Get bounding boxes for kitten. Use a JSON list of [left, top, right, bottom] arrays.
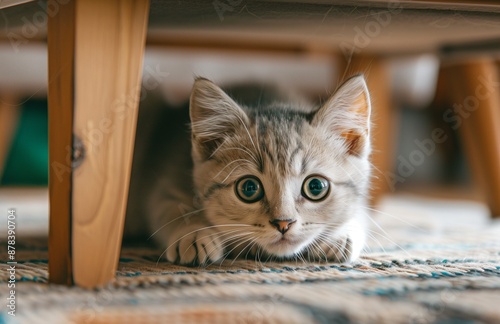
[[127, 76, 371, 265]]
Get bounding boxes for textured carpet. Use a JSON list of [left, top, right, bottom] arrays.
[[1, 195, 500, 324]]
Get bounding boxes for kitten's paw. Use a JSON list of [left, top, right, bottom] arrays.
[[309, 237, 353, 263], [165, 223, 224, 265]]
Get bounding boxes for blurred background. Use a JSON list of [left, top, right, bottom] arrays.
[[0, 47, 479, 234], [1, 0, 499, 237]]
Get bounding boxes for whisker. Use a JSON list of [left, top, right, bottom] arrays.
[[221, 164, 244, 184], [148, 208, 205, 240], [195, 227, 254, 264], [213, 159, 253, 181], [225, 237, 256, 265], [156, 224, 252, 264], [256, 246, 264, 267], [337, 164, 356, 184], [317, 235, 346, 262], [253, 121, 264, 169], [362, 205, 426, 232], [298, 250, 308, 265], [310, 239, 328, 262], [203, 228, 251, 249], [244, 238, 260, 260], [263, 250, 274, 265], [231, 237, 259, 263], [346, 158, 365, 176], [215, 147, 259, 165], [237, 114, 259, 154], [316, 222, 394, 252], [365, 215, 411, 257]]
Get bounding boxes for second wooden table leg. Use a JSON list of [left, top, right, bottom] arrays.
[[447, 59, 500, 218]]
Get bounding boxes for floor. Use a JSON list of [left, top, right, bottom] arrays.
[[1, 187, 499, 323]]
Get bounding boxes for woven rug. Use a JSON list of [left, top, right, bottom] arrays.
[[1, 195, 500, 323]]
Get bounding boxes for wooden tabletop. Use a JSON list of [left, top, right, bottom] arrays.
[[1, 0, 500, 56]]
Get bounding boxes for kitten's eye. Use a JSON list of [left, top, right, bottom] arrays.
[[235, 176, 264, 203], [302, 175, 330, 201]]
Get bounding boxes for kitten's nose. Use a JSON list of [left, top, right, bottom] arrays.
[[270, 219, 296, 234]]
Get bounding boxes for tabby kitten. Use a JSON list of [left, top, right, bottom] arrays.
[[128, 75, 371, 265]]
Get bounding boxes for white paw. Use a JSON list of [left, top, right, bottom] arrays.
[[165, 222, 224, 265]]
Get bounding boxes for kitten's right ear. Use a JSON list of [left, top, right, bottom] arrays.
[[190, 78, 249, 160]]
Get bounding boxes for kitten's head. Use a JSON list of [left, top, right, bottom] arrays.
[[189, 76, 371, 260]]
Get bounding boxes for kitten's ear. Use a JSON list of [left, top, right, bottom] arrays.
[[190, 77, 249, 160], [312, 75, 371, 157]]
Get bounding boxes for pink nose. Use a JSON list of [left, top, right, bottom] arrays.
[[270, 219, 296, 234]]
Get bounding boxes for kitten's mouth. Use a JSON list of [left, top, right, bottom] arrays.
[[263, 236, 309, 258], [272, 236, 300, 246]]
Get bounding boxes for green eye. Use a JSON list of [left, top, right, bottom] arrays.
[[236, 176, 264, 203], [302, 175, 330, 201]]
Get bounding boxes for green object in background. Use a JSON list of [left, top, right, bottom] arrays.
[[1, 99, 48, 186]]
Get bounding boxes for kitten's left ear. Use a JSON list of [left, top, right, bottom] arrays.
[[312, 75, 371, 157]]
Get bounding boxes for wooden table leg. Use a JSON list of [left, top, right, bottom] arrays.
[[0, 95, 20, 180], [48, 0, 150, 287], [338, 55, 396, 205], [47, 0, 75, 285], [447, 59, 500, 218]]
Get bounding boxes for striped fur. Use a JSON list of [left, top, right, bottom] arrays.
[[130, 77, 372, 265]]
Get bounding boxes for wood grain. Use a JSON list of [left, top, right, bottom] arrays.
[[71, 0, 150, 287], [47, 0, 75, 285], [0, 94, 20, 179]]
